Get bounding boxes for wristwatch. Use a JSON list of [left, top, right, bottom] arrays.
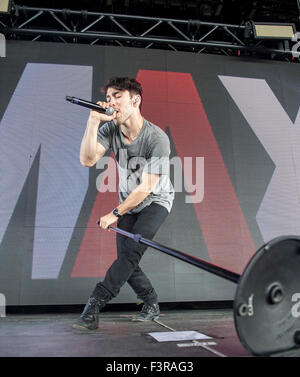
[[113, 208, 121, 218]]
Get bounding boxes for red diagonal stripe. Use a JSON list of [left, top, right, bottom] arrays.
[[137, 70, 256, 274]]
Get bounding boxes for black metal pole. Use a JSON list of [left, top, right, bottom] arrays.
[[108, 226, 240, 284]]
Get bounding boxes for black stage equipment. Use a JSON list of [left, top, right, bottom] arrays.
[[103, 224, 300, 356]]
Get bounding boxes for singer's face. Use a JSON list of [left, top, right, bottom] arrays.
[[106, 87, 136, 125]]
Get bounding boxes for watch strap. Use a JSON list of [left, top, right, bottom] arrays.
[[113, 208, 121, 218]]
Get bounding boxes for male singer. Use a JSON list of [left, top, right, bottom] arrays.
[[73, 77, 174, 330]]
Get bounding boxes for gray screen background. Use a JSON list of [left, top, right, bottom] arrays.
[[0, 41, 299, 305]]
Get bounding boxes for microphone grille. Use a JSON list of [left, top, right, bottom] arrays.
[[106, 107, 114, 116]]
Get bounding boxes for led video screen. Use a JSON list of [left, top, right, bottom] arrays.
[[0, 41, 299, 305]]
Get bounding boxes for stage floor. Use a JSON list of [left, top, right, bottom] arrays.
[[0, 307, 252, 357]]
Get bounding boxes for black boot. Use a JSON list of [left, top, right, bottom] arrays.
[[73, 285, 111, 330], [72, 297, 106, 330], [132, 302, 160, 321]]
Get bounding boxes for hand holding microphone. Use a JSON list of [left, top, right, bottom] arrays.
[[66, 96, 116, 122]]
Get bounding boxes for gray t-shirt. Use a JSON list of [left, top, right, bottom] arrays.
[[97, 118, 174, 213]]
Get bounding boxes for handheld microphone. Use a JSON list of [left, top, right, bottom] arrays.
[[66, 96, 115, 115]]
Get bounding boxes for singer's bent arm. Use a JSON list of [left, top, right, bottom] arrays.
[[116, 172, 162, 216], [80, 141, 107, 167]]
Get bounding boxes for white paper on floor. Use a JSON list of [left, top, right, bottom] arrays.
[[148, 331, 212, 342]]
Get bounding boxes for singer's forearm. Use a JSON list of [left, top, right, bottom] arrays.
[[117, 190, 150, 216], [116, 173, 161, 215], [80, 120, 100, 166]]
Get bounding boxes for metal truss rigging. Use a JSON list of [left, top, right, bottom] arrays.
[[0, 4, 299, 61]]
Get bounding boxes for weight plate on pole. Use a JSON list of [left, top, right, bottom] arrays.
[[234, 236, 300, 356]]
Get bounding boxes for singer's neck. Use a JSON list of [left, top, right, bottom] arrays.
[[120, 113, 144, 141]]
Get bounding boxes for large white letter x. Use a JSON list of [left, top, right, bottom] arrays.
[[219, 75, 300, 242]]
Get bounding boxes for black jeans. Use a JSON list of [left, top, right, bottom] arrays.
[[95, 203, 169, 305]]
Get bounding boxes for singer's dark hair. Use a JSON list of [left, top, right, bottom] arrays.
[[102, 77, 143, 109]]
